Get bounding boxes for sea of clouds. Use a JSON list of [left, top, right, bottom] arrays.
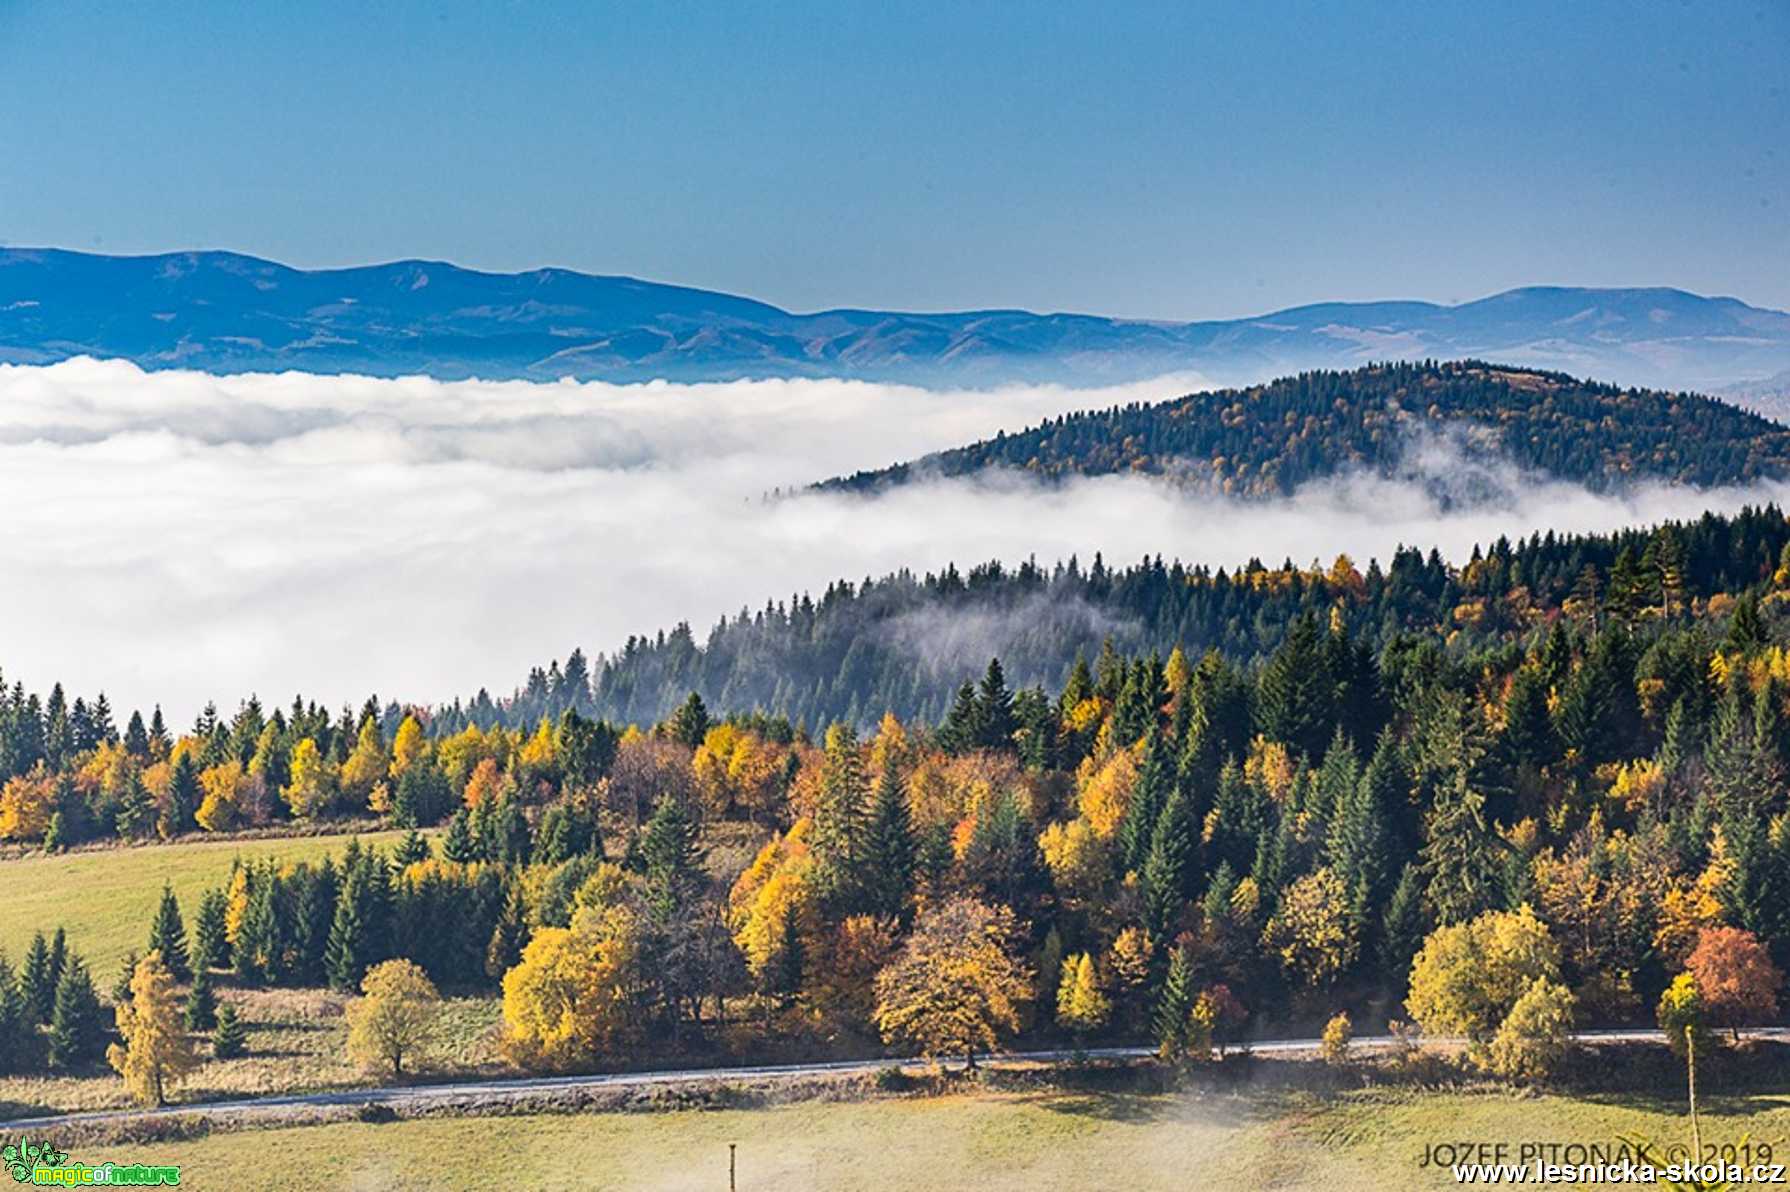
[[2, 357, 1784, 720]]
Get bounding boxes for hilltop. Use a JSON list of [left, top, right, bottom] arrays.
[[817, 361, 1790, 498]]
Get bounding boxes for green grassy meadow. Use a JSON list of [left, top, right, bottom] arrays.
[[0, 828, 422, 977], [63, 1086, 1789, 1191]]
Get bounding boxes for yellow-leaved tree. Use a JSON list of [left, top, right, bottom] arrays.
[[389, 714, 428, 780], [501, 903, 641, 1071], [1055, 952, 1110, 1043], [107, 951, 199, 1107], [1406, 905, 1566, 1071], [346, 959, 442, 1078], [282, 737, 339, 818], [873, 896, 1031, 1069], [1262, 866, 1357, 992]]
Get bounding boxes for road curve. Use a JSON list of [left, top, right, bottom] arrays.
[[6, 1026, 1781, 1133]]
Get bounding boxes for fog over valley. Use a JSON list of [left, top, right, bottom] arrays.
[[3, 357, 1785, 719]]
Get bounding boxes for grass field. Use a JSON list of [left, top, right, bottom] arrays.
[[0, 985, 506, 1120], [61, 1085, 1788, 1191], [0, 828, 425, 977]]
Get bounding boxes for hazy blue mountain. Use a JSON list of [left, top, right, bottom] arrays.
[[4, 247, 1790, 391]]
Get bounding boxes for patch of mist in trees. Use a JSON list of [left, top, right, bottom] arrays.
[[1, 358, 1786, 720]]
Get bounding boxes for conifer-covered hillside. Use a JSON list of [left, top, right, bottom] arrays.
[[818, 361, 1790, 498], [464, 505, 1790, 733]]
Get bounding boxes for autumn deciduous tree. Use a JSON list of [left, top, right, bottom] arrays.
[[345, 959, 441, 1078], [501, 903, 641, 1070], [1484, 977, 1576, 1082], [282, 738, 339, 818], [873, 896, 1031, 1069], [1055, 952, 1110, 1044], [1685, 926, 1783, 1041], [1406, 905, 1562, 1066], [1263, 866, 1357, 991], [107, 952, 198, 1107]]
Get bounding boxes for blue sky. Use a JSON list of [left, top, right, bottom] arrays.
[[1, 0, 1784, 318]]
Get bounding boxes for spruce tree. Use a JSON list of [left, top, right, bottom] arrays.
[[441, 808, 477, 863], [21, 932, 54, 1024], [325, 869, 374, 992], [161, 751, 200, 838], [192, 889, 230, 973], [1153, 945, 1194, 1059], [395, 829, 430, 867], [640, 793, 704, 915], [669, 691, 711, 749], [111, 951, 139, 1006], [47, 956, 104, 1068], [0, 953, 31, 1074], [1254, 614, 1335, 759], [1379, 864, 1428, 991], [937, 682, 981, 755], [211, 1004, 247, 1059], [1141, 788, 1194, 943], [184, 965, 217, 1031], [974, 658, 1016, 751], [1121, 723, 1174, 875], [862, 759, 916, 920], [147, 885, 191, 982], [47, 928, 67, 998], [485, 881, 528, 980]]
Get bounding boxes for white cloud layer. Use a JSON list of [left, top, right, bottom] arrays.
[[1, 357, 1784, 721]]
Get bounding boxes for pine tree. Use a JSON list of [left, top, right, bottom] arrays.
[[192, 889, 230, 973], [862, 759, 916, 920], [47, 956, 104, 1068], [43, 811, 66, 853], [211, 1004, 247, 1059], [147, 885, 191, 982], [184, 965, 217, 1031]]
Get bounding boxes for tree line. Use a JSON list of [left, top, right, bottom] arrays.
[[3, 512, 1788, 1090]]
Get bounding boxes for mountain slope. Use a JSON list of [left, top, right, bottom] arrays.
[[459, 505, 1790, 733], [817, 361, 1790, 498], [4, 248, 1790, 390]]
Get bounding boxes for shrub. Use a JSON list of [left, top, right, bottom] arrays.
[[1319, 1012, 1352, 1065]]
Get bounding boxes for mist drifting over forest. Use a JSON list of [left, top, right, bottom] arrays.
[[3, 357, 1785, 719]]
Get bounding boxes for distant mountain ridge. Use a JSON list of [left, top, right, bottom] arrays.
[[4, 247, 1790, 392]]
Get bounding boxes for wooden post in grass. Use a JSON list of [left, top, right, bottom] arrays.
[[729, 1142, 736, 1191], [1686, 1030, 1702, 1164]]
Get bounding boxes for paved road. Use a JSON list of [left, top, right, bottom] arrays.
[[7, 1026, 1782, 1132]]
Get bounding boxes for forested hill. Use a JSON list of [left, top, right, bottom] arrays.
[[457, 504, 1790, 734], [816, 362, 1790, 499]]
